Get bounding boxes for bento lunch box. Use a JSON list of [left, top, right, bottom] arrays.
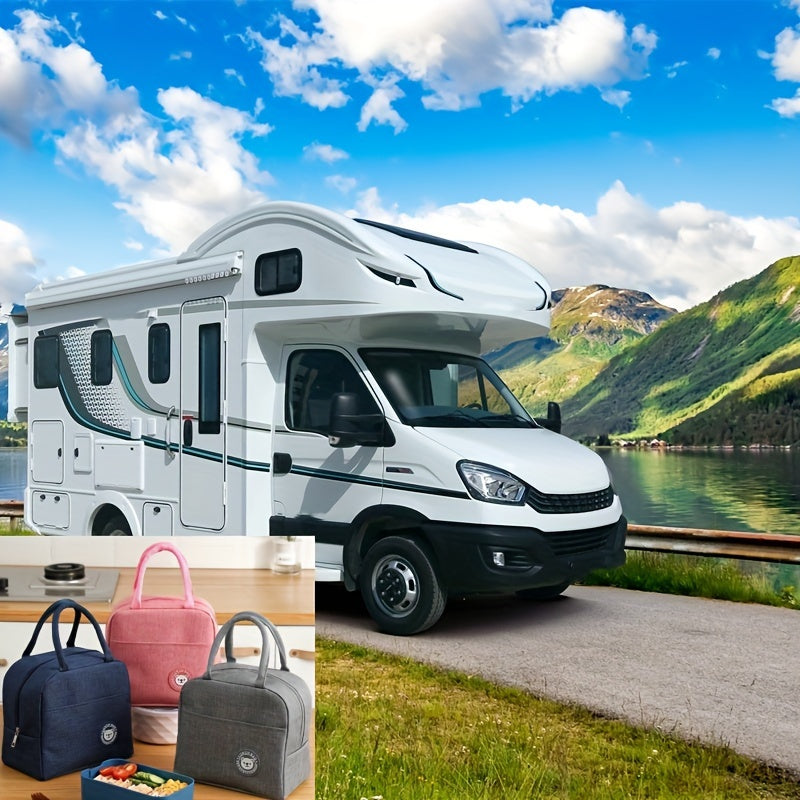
[[81, 758, 194, 800]]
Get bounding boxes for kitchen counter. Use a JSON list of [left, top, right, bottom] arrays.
[[0, 708, 314, 799], [0, 568, 315, 626]]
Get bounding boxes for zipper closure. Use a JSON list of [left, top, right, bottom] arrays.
[[270, 672, 307, 745], [11, 656, 59, 747]]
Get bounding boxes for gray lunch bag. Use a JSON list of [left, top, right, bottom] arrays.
[[174, 611, 311, 799]]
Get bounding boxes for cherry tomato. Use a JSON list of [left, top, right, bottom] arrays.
[[99, 765, 118, 776], [111, 762, 138, 779]]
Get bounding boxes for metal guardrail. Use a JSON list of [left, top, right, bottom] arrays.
[[626, 524, 800, 565], [0, 500, 24, 532]]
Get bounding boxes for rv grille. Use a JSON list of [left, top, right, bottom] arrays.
[[525, 485, 614, 515], [540, 525, 616, 557]]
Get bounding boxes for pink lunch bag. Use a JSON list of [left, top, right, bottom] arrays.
[[106, 542, 218, 707]]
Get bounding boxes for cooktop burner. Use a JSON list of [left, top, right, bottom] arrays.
[[0, 564, 119, 602]]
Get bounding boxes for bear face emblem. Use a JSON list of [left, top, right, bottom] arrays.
[[235, 750, 259, 775], [100, 723, 118, 745]]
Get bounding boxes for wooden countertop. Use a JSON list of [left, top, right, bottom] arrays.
[[0, 568, 315, 626], [0, 708, 314, 800]]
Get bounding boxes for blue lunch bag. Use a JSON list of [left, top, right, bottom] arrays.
[[1, 598, 133, 780]]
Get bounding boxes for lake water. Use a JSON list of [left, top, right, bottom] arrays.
[[0, 448, 28, 501], [596, 447, 800, 535]]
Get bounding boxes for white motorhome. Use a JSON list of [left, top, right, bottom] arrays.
[[8, 201, 625, 633]]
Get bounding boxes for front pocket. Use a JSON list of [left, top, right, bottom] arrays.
[[41, 694, 133, 777], [175, 709, 288, 798]]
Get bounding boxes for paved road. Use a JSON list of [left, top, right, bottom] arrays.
[[316, 584, 800, 776]]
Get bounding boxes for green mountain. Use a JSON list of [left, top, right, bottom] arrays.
[[490, 285, 676, 416], [557, 255, 800, 445]]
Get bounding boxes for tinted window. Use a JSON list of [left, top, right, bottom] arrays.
[[148, 323, 170, 384], [91, 329, 113, 386], [286, 349, 378, 434], [255, 248, 301, 296], [198, 323, 221, 434], [33, 335, 59, 389]]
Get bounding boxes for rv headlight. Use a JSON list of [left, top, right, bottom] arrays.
[[458, 461, 527, 504]]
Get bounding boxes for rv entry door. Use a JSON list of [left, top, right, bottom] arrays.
[[180, 297, 227, 530], [272, 347, 384, 541]]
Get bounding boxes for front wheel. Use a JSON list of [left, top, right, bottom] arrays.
[[359, 536, 446, 635]]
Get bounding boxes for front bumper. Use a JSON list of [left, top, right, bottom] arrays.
[[420, 515, 627, 595]]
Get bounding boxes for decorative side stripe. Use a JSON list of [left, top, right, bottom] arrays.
[[289, 464, 469, 499]]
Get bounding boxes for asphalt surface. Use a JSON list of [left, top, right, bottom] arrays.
[[316, 583, 800, 776]]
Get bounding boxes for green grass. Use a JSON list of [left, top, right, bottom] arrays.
[[316, 639, 800, 800], [581, 551, 798, 609], [0, 518, 35, 535]]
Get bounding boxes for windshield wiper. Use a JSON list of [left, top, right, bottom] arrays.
[[486, 413, 536, 427], [407, 410, 490, 427]]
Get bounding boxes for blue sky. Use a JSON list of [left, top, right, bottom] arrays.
[[1, 0, 799, 312]]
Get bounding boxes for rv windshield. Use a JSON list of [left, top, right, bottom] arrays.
[[360, 348, 536, 428]]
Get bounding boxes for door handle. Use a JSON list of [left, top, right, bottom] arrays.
[[183, 418, 193, 448], [272, 452, 292, 476]]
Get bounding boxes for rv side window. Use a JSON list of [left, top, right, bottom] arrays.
[[255, 248, 301, 296], [148, 323, 170, 384], [198, 323, 221, 434], [33, 335, 59, 389], [286, 349, 378, 435], [91, 329, 113, 386]]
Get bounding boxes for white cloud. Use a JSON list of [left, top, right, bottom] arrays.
[[769, 87, 800, 116], [245, 20, 349, 110], [174, 14, 197, 33], [0, 219, 39, 308], [57, 87, 274, 251], [248, 0, 656, 130], [169, 51, 192, 61], [123, 239, 144, 251], [358, 76, 407, 133], [771, 26, 800, 81], [154, 10, 167, 21], [600, 88, 630, 109], [707, 47, 720, 60], [303, 140, 349, 162], [225, 67, 246, 86], [0, 9, 139, 144], [666, 60, 688, 78], [349, 182, 800, 311], [0, 10, 276, 254], [326, 174, 357, 193]]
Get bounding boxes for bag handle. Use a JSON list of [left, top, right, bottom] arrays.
[[23, 599, 82, 654], [206, 611, 289, 688], [23, 599, 113, 671], [131, 541, 195, 609]]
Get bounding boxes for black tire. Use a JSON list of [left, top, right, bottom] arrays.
[[359, 536, 446, 635], [515, 581, 570, 601], [97, 514, 132, 536]]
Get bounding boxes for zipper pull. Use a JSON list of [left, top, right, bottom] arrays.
[[11, 727, 19, 748]]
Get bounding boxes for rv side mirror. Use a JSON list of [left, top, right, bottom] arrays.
[[328, 392, 386, 448], [535, 401, 562, 434]]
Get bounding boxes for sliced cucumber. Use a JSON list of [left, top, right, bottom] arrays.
[[131, 771, 166, 787]]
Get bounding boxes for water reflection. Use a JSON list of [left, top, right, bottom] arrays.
[[597, 448, 800, 535], [0, 448, 27, 500]]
